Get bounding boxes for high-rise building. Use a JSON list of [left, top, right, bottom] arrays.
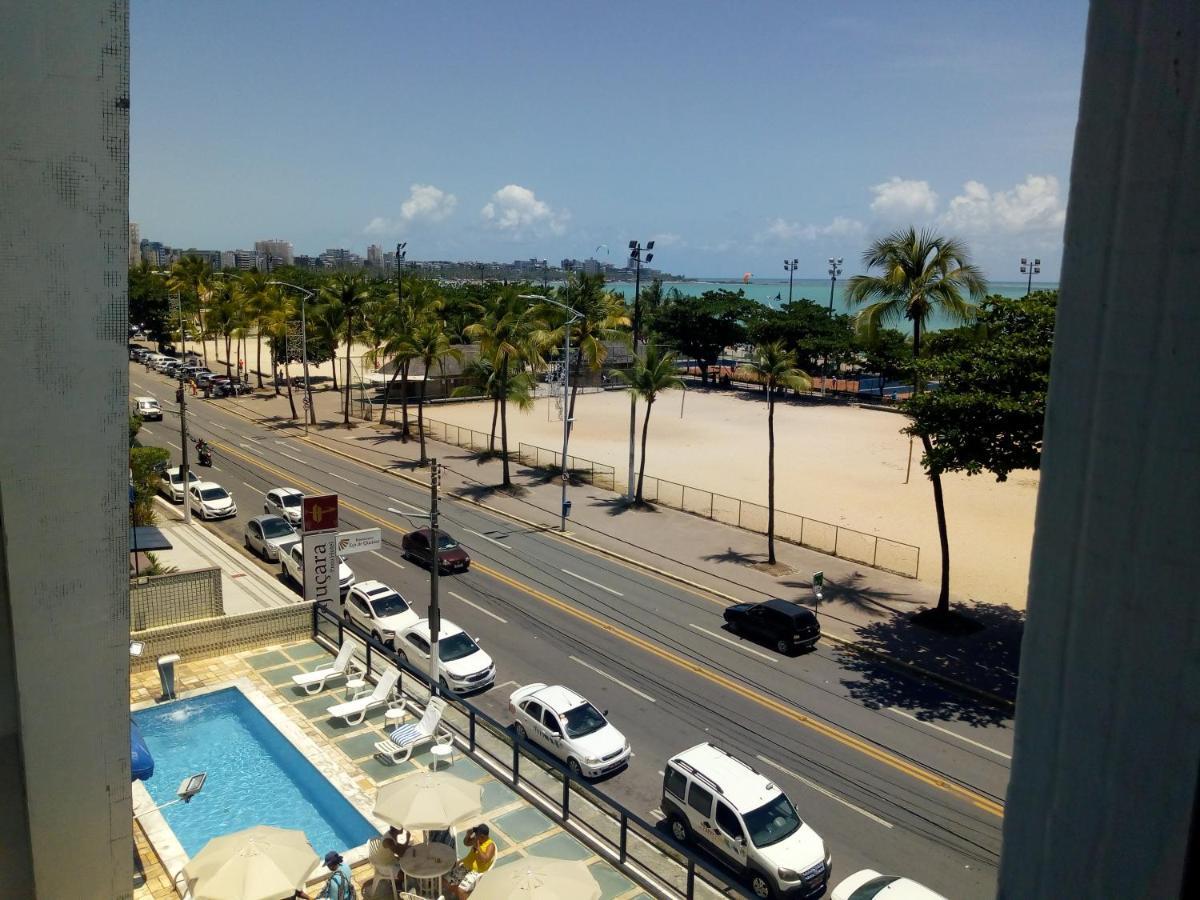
[[140, 240, 168, 267], [319, 248, 362, 269], [254, 239, 293, 267], [220, 250, 236, 269], [367, 244, 383, 269], [128, 222, 140, 267], [233, 249, 261, 270]]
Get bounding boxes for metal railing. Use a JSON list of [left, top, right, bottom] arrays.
[[312, 603, 754, 900], [516, 442, 617, 491]]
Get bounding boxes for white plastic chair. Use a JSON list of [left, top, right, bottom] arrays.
[[291, 641, 358, 694], [326, 668, 401, 725], [374, 696, 451, 764], [368, 837, 402, 900]]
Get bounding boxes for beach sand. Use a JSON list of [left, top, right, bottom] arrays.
[[426, 388, 1038, 610]]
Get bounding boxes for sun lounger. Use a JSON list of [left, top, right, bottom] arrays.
[[374, 696, 451, 764], [291, 641, 358, 695], [327, 668, 401, 725]]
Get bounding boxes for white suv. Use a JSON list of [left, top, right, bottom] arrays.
[[264, 487, 304, 527], [395, 618, 495, 694], [280, 539, 354, 597], [662, 743, 830, 899], [160, 465, 199, 502], [342, 580, 418, 647]]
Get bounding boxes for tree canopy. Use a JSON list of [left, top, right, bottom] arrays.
[[652, 289, 758, 381]]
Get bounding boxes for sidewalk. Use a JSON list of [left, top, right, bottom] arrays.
[[218, 384, 1023, 709]]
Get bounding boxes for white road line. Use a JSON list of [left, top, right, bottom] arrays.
[[244, 436, 264, 445], [370, 550, 405, 570], [569, 655, 657, 703], [389, 497, 426, 513], [274, 441, 300, 451], [687, 624, 778, 663], [886, 708, 1012, 760], [208, 465, 221, 472], [755, 755, 893, 829], [465, 528, 512, 550], [167, 441, 181, 451], [649, 808, 664, 820], [211, 422, 228, 430], [132, 382, 147, 391], [448, 591, 507, 624], [241, 482, 264, 494], [239, 443, 266, 457], [329, 472, 360, 487], [278, 451, 306, 464], [495, 680, 521, 691], [561, 568, 623, 596]]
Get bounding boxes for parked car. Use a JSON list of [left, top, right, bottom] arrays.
[[131, 397, 162, 420], [509, 683, 631, 778], [401, 527, 471, 572], [264, 487, 304, 527], [662, 743, 830, 899], [188, 482, 237, 520], [243, 514, 297, 561], [159, 465, 199, 502], [395, 618, 495, 694], [723, 598, 821, 655], [341, 580, 418, 647], [830, 871, 948, 900], [153, 357, 176, 373], [280, 539, 354, 596]]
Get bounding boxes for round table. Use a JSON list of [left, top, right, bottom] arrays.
[[384, 706, 408, 731], [344, 677, 366, 700], [430, 741, 455, 769], [403, 842, 456, 894]]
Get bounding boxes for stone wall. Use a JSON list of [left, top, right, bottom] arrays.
[[131, 603, 313, 672]]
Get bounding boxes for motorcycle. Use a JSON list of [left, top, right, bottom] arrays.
[[196, 442, 213, 467]]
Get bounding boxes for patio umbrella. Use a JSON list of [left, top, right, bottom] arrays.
[[183, 825, 320, 900], [470, 857, 601, 900], [372, 771, 482, 831]]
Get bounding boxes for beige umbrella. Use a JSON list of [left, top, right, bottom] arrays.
[[470, 857, 601, 900], [183, 825, 320, 900], [372, 770, 482, 831]]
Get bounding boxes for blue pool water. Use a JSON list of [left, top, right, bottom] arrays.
[[133, 687, 377, 857]]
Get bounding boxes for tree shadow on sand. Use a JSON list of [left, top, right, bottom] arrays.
[[781, 571, 920, 620], [588, 495, 657, 517]]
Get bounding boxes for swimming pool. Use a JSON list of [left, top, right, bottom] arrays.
[[133, 686, 377, 858]]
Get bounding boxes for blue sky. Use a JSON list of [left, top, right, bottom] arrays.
[[131, 0, 1087, 279]]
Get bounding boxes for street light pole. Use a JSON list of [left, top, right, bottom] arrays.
[[169, 292, 192, 524], [822, 257, 843, 396], [625, 240, 654, 500], [1020, 256, 1041, 297], [268, 281, 316, 430], [428, 460, 441, 693], [784, 258, 798, 304]]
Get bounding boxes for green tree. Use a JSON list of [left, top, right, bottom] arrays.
[[129, 413, 143, 446], [748, 298, 854, 375], [613, 346, 684, 504], [129, 261, 170, 346], [652, 290, 760, 383], [206, 280, 242, 379], [541, 272, 629, 421], [854, 327, 912, 400], [168, 256, 214, 363], [129, 445, 170, 528], [904, 292, 1056, 616], [737, 343, 811, 564], [320, 273, 372, 424], [238, 271, 274, 388], [410, 318, 461, 465]]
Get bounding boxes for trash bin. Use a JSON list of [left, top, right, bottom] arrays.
[[157, 653, 181, 700], [562, 499, 572, 519]]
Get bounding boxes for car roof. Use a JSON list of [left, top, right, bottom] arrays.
[[164, 466, 195, 476], [249, 514, 290, 526], [762, 598, 816, 620], [133, 396, 159, 403], [272, 486, 303, 497], [194, 481, 224, 491], [528, 684, 587, 713], [668, 742, 782, 812], [353, 580, 397, 598], [408, 618, 463, 639]]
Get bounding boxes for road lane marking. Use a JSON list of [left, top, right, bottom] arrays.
[[448, 591, 507, 624], [887, 708, 1012, 760], [167, 441, 181, 451], [370, 550, 405, 570], [239, 443, 266, 457], [688, 623, 778, 663], [275, 441, 300, 451], [756, 755, 894, 829], [244, 436, 264, 445], [569, 655, 657, 703], [132, 381, 147, 390], [329, 472, 360, 486], [278, 451, 306, 465], [241, 482, 264, 494], [211, 422, 228, 430], [561, 569, 623, 596], [649, 808, 663, 820], [208, 465, 221, 472], [389, 497, 426, 513], [210, 437, 1004, 819], [466, 528, 512, 550]]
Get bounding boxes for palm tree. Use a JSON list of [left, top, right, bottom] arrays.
[[264, 294, 299, 419], [737, 342, 811, 565], [320, 273, 371, 425], [410, 318, 462, 465], [168, 256, 213, 363], [238, 271, 273, 388], [613, 346, 684, 504], [845, 227, 988, 612], [206, 281, 242, 379]]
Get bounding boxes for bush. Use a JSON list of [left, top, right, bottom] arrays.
[[130, 445, 170, 526]]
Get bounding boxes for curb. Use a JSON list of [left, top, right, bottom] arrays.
[[213, 396, 1017, 711]]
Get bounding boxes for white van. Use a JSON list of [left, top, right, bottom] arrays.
[[662, 743, 830, 899]]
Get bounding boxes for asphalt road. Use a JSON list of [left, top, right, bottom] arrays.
[[131, 364, 1011, 898]]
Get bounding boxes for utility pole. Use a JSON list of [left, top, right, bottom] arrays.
[[822, 257, 843, 396], [784, 258, 798, 304], [625, 240, 654, 500], [170, 293, 192, 524], [428, 459, 442, 694]]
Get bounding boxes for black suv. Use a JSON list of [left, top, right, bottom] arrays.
[[723, 598, 821, 654]]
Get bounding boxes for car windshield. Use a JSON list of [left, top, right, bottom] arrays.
[[438, 632, 479, 662], [743, 794, 802, 848], [561, 702, 607, 738], [436, 534, 459, 550], [261, 519, 294, 539], [370, 593, 410, 618], [845, 876, 900, 900], [200, 487, 229, 501], [280, 493, 301, 507], [170, 471, 198, 484]]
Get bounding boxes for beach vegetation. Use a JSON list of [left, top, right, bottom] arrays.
[[612, 346, 685, 504], [319, 272, 373, 426], [652, 289, 758, 383]]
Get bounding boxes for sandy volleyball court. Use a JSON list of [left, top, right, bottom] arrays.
[[429, 388, 1038, 610]]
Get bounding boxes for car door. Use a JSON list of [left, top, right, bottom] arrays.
[[744, 607, 768, 640], [248, 520, 263, 553], [713, 800, 749, 871], [410, 532, 430, 563], [266, 491, 280, 516], [539, 707, 566, 758], [350, 593, 372, 631], [518, 700, 545, 748], [686, 782, 719, 852], [402, 632, 430, 665]]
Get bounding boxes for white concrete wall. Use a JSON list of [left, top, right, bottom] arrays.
[[0, 2, 132, 897], [999, 1, 1200, 896]]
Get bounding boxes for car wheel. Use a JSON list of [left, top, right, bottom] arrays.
[[244, 536, 251, 550], [396, 650, 408, 666], [567, 758, 583, 777], [775, 638, 790, 654], [668, 814, 691, 845], [749, 870, 776, 900], [439, 676, 449, 692], [514, 722, 527, 742], [343, 609, 351, 623]]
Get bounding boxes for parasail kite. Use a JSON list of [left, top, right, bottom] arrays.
[[742, 272, 753, 284]]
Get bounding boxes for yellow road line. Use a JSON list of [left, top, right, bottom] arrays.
[[212, 437, 1004, 819]]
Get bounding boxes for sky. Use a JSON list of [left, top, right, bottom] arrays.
[[131, 0, 1088, 280]]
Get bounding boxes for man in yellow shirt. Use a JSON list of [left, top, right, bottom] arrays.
[[442, 824, 496, 899]]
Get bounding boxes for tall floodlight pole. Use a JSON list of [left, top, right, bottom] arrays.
[[396, 242, 407, 306], [822, 257, 843, 396], [1020, 256, 1041, 297], [784, 258, 798, 304], [269, 281, 316, 429], [625, 240, 655, 500]]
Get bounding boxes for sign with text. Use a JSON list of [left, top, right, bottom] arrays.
[[302, 493, 338, 533], [302, 531, 340, 605], [337, 528, 381, 555]]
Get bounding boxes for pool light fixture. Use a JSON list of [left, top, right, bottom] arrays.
[[133, 772, 207, 819]]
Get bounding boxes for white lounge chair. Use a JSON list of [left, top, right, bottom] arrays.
[[291, 642, 358, 695], [374, 696, 452, 764], [368, 837, 402, 900], [326, 668, 401, 725]]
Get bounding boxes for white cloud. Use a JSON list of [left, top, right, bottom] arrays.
[[363, 216, 399, 236], [940, 175, 1066, 234], [480, 184, 568, 236], [869, 177, 939, 220], [759, 215, 865, 243], [650, 232, 684, 248], [401, 183, 457, 222]]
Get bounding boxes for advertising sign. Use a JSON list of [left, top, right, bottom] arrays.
[[336, 528, 382, 555], [302, 493, 338, 533], [302, 531, 340, 605]]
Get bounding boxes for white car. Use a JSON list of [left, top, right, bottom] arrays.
[[159, 466, 199, 502], [280, 539, 354, 597], [264, 487, 304, 527], [132, 396, 162, 420], [244, 514, 297, 561], [188, 482, 237, 520], [831, 871, 948, 900], [342, 580, 419, 647], [395, 618, 495, 694], [509, 683, 631, 778]]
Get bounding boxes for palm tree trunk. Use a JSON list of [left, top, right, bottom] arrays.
[[767, 392, 776, 565], [224, 334, 232, 378], [489, 394, 499, 453], [380, 356, 401, 427], [400, 360, 411, 442], [343, 324, 353, 426], [255, 324, 264, 388], [284, 360, 297, 419], [635, 398, 653, 503], [499, 360, 511, 487], [418, 371, 429, 464], [330, 349, 339, 392], [922, 432, 951, 614]]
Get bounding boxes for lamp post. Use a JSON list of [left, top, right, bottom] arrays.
[[625, 239, 654, 500], [822, 257, 843, 396], [784, 258, 798, 304], [388, 462, 443, 693], [268, 281, 316, 431], [1020, 256, 1041, 297]]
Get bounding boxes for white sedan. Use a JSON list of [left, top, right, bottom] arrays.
[[279, 539, 354, 597], [159, 466, 199, 502], [509, 683, 631, 778], [342, 580, 418, 647], [188, 482, 237, 520], [264, 487, 304, 527], [395, 618, 495, 694], [831, 871, 949, 900]]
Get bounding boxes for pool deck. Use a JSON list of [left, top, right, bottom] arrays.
[[131, 639, 653, 900]]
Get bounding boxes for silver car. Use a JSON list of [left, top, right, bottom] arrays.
[[244, 514, 298, 561]]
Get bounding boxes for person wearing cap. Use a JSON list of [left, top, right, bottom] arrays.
[[296, 850, 354, 900], [442, 824, 495, 899]]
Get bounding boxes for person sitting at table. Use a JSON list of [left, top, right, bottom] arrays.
[[296, 851, 353, 900], [382, 825, 411, 861], [441, 825, 495, 899]]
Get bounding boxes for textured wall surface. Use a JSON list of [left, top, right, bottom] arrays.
[[999, 1, 1200, 896], [0, 2, 132, 897], [130, 604, 313, 673], [130, 568, 224, 630]]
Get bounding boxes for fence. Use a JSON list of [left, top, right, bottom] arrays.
[[313, 604, 756, 900], [130, 602, 312, 672], [130, 567, 223, 630]]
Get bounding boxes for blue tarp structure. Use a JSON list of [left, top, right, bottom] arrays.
[[131, 720, 154, 782]]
